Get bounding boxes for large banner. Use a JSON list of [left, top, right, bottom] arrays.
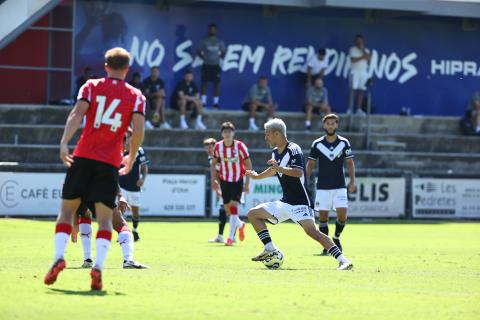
[[0, 173, 205, 216], [412, 178, 480, 219], [211, 177, 405, 218], [75, 1, 480, 116]]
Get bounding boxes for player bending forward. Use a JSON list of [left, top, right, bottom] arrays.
[[246, 118, 353, 270], [210, 122, 251, 246], [44, 47, 145, 290]]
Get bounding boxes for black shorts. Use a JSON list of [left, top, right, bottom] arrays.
[[62, 157, 118, 209], [170, 98, 196, 111], [242, 101, 269, 112], [201, 64, 221, 84], [220, 179, 244, 204]]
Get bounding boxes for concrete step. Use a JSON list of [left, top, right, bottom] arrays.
[[0, 104, 462, 134], [1, 144, 479, 173], [1, 124, 478, 153]]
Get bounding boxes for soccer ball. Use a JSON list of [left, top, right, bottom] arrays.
[[262, 249, 284, 270]]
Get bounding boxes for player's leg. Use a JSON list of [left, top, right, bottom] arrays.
[[315, 189, 332, 255], [298, 218, 352, 270], [78, 205, 93, 267], [44, 198, 80, 285], [248, 202, 285, 261], [332, 188, 349, 252], [225, 180, 244, 245], [90, 202, 113, 290], [209, 204, 226, 243], [131, 205, 141, 241], [112, 208, 148, 269]]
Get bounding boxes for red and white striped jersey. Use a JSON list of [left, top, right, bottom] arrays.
[[213, 140, 250, 182]]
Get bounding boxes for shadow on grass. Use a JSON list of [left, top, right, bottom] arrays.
[[47, 288, 126, 296]]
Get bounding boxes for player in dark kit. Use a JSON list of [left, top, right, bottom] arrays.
[[119, 128, 149, 242], [246, 118, 353, 270], [43, 47, 145, 290], [306, 114, 356, 255], [204, 138, 228, 243]]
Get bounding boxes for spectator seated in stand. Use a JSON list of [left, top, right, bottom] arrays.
[[242, 75, 276, 131], [304, 78, 331, 131], [142, 66, 170, 129]]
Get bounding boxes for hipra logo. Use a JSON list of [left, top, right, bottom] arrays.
[[0, 180, 19, 208]]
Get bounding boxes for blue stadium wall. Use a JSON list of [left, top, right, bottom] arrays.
[[74, 1, 480, 116]]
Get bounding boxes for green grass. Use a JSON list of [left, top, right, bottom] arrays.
[[0, 218, 479, 320]]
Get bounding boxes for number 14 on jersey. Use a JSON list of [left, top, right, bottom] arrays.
[[94, 95, 122, 132]]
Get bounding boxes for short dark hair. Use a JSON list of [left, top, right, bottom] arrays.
[[259, 75, 268, 81], [151, 66, 159, 71], [208, 23, 217, 29], [322, 113, 339, 123], [355, 34, 364, 39], [132, 72, 141, 78], [203, 137, 217, 145], [220, 121, 235, 132], [318, 48, 326, 56], [105, 47, 130, 70], [184, 69, 193, 75]]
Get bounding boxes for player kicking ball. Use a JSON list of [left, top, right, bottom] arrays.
[[306, 113, 356, 255], [210, 122, 252, 246], [246, 118, 353, 270], [44, 47, 145, 290]]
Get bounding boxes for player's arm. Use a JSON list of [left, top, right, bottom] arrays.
[[268, 159, 303, 178], [59, 100, 89, 167], [210, 157, 220, 192], [120, 113, 145, 176], [243, 158, 252, 193], [346, 158, 356, 193], [306, 159, 316, 178], [138, 163, 148, 187], [246, 166, 276, 180]]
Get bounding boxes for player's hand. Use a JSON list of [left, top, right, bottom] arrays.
[[348, 180, 356, 193], [267, 159, 279, 170], [243, 184, 250, 194], [119, 155, 134, 176], [60, 143, 74, 167], [211, 181, 219, 192], [118, 197, 131, 215], [245, 170, 258, 178], [136, 178, 144, 187]]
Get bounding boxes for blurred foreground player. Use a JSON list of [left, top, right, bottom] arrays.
[[120, 128, 149, 241], [44, 47, 145, 290], [204, 138, 228, 243]]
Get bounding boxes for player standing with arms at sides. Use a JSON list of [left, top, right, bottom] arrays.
[[246, 118, 353, 270], [211, 122, 251, 246], [306, 114, 356, 254], [44, 47, 145, 290], [204, 138, 228, 243], [119, 127, 149, 242]]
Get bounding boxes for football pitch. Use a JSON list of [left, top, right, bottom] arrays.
[[0, 218, 479, 320]]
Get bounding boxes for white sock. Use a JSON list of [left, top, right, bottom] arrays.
[[197, 114, 202, 122], [180, 115, 186, 122], [79, 222, 92, 261], [228, 215, 238, 240], [264, 242, 275, 251], [118, 230, 134, 262], [305, 120, 311, 126], [234, 215, 242, 227], [94, 232, 111, 270], [213, 96, 219, 104], [336, 254, 349, 264], [54, 232, 69, 261], [249, 117, 255, 125], [201, 95, 207, 105]]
